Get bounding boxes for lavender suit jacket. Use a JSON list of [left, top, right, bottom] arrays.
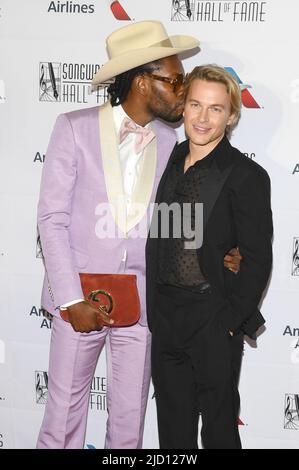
[[37, 104, 176, 325]]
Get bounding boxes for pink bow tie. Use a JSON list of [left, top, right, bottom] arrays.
[[119, 117, 155, 154]]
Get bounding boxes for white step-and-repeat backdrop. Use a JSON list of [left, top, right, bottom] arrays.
[[0, 0, 298, 449]]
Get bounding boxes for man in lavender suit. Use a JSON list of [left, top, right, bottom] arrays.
[[36, 21, 240, 449]]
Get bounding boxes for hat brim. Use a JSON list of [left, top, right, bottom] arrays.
[[92, 35, 200, 87]]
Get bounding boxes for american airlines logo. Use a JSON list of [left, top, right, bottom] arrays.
[[0, 80, 6, 103], [225, 67, 261, 108], [108, 0, 131, 20]]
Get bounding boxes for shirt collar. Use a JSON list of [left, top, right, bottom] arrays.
[[112, 103, 151, 137], [173, 135, 228, 168]]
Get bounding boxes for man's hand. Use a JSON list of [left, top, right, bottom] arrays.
[[224, 247, 242, 274], [66, 301, 114, 333]]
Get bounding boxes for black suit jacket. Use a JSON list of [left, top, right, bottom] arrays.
[[146, 137, 273, 338]]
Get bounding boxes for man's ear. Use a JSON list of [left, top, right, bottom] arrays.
[[227, 113, 237, 127], [134, 75, 148, 97]]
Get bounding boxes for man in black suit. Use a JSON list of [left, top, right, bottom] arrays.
[[146, 65, 273, 449]]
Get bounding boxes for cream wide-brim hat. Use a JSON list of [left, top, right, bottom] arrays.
[[92, 20, 200, 87]]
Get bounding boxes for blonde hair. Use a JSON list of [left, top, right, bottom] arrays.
[[184, 64, 242, 135]]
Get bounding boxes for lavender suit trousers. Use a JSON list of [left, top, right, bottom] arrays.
[[36, 316, 151, 449]]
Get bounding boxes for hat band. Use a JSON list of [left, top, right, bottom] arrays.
[[150, 38, 173, 48]]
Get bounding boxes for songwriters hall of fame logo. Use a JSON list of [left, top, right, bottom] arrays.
[[35, 371, 107, 409], [171, 0, 194, 21], [284, 394, 299, 430], [39, 62, 61, 102], [90, 376, 107, 412], [39, 61, 109, 104], [171, 0, 267, 22], [35, 371, 48, 405], [292, 238, 299, 276]]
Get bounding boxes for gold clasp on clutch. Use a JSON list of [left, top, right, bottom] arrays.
[[88, 290, 113, 315]]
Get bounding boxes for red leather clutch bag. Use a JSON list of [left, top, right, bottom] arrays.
[[60, 273, 140, 327]]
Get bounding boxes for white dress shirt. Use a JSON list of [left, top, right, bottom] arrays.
[[113, 103, 151, 213]]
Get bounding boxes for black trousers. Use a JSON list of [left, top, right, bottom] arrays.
[[151, 284, 243, 449]]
